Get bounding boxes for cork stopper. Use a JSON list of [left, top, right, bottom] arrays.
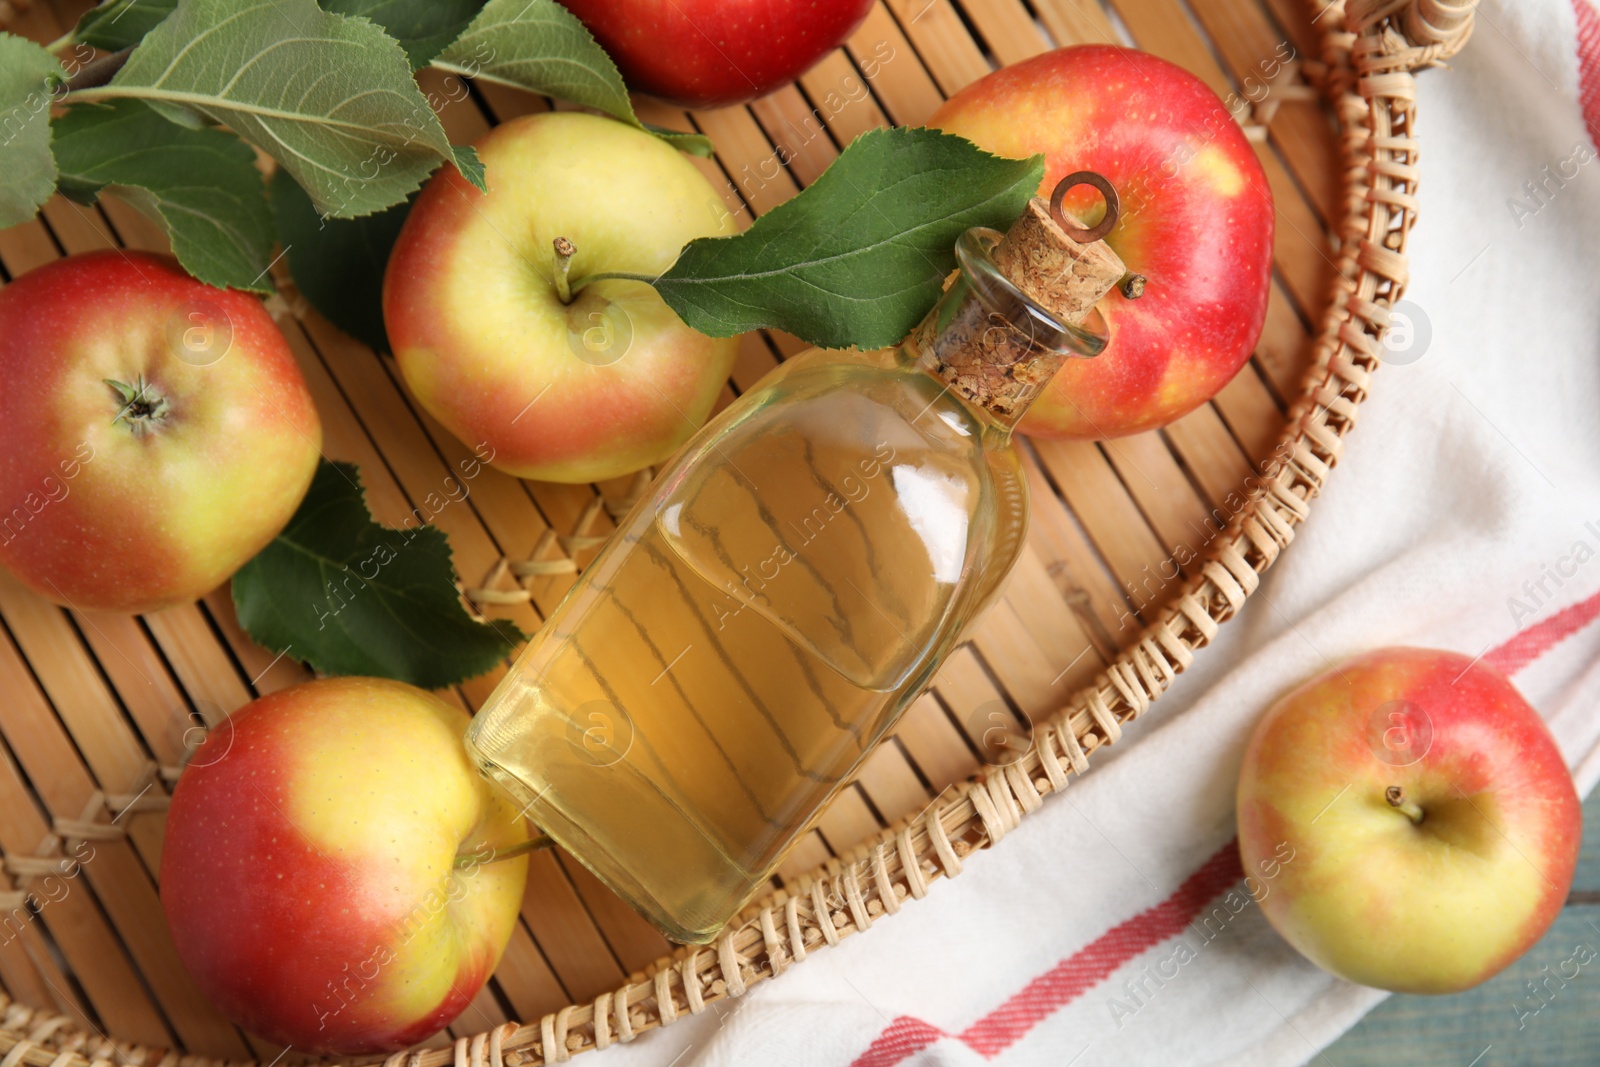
[[910, 172, 1130, 423]]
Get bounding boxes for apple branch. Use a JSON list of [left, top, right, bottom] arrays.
[[63, 47, 131, 93], [1385, 785, 1425, 825], [455, 834, 553, 869], [568, 269, 661, 291]]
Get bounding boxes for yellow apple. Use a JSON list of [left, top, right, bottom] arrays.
[[384, 111, 739, 483], [161, 677, 530, 1053], [1237, 648, 1581, 994], [0, 251, 321, 613]]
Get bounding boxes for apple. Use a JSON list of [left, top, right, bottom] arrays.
[[385, 111, 739, 484], [161, 677, 531, 1054], [559, 0, 875, 109], [1237, 647, 1581, 994], [0, 251, 321, 614], [933, 45, 1274, 439]]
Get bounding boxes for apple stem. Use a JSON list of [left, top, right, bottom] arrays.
[[553, 237, 577, 305], [1119, 273, 1147, 299], [1385, 785, 1425, 825], [454, 834, 554, 870]]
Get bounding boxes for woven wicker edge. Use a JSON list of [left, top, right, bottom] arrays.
[[0, 0, 1479, 1064]]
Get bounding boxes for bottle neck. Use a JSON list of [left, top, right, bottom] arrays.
[[900, 227, 1108, 438], [902, 298, 1068, 436], [905, 356, 1021, 450]]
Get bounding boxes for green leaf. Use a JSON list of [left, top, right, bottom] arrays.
[[653, 128, 1045, 350], [233, 460, 525, 688], [270, 167, 409, 350], [320, 0, 486, 67], [435, 0, 713, 157], [641, 121, 709, 154], [0, 33, 64, 228], [452, 144, 485, 189], [71, 0, 177, 51], [77, 0, 476, 219], [53, 100, 275, 293]]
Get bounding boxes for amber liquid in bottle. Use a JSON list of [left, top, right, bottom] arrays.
[[465, 225, 1108, 943]]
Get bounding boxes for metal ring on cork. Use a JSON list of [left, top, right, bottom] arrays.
[[1050, 171, 1147, 299], [1049, 171, 1121, 244]]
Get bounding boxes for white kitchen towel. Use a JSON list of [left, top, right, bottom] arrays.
[[596, 1, 1600, 1063]]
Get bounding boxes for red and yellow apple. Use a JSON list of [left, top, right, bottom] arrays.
[[934, 46, 1274, 439], [385, 112, 739, 484], [161, 677, 531, 1054], [1237, 647, 1581, 994], [0, 251, 321, 614], [559, 0, 875, 109]]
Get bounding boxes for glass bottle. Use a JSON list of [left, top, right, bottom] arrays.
[[465, 204, 1117, 944]]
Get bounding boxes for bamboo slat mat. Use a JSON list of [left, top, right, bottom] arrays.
[[0, 0, 1338, 1058]]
